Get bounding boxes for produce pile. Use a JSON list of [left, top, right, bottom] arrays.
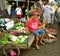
[[0, 33, 29, 45], [12, 23, 24, 30], [12, 23, 30, 34], [0, 22, 31, 46]]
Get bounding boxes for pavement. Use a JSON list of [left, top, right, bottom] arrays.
[[0, 22, 60, 56]]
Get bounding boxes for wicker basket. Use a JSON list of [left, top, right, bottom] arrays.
[[43, 34, 57, 43], [45, 28, 57, 35], [2, 44, 20, 56]]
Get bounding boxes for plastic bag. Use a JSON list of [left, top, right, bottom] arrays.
[[5, 20, 14, 30]]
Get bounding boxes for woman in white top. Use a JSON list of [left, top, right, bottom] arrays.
[[43, 2, 52, 24]]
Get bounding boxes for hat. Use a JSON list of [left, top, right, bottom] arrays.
[[29, 9, 39, 15]]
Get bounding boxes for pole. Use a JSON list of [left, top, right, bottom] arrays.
[[27, 0, 29, 10], [16, 1, 18, 7]]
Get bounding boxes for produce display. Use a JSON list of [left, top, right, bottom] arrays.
[[0, 33, 28, 45], [13, 35, 28, 44], [12, 23, 24, 30], [0, 37, 8, 45], [12, 23, 30, 34], [12, 23, 26, 33], [0, 22, 33, 49]]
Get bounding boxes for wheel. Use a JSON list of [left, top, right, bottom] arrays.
[[2, 43, 20, 56]]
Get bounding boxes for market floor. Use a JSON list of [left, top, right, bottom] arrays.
[[0, 22, 60, 56], [20, 22, 60, 56]]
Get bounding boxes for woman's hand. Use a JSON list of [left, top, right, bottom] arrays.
[[39, 23, 46, 29]]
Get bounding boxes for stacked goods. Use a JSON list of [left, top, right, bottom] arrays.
[[13, 35, 28, 45], [12, 23, 30, 34], [0, 33, 28, 45], [12, 23, 24, 30], [12, 23, 25, 33], [0, 34, 9, 45]]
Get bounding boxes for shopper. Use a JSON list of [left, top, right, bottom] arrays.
[[11, 2, 16, 17], [50, 2, 55, 24], [43, 2, 52, 27], [15, 5, 22, 19], [54, 3, 58, 23], [22, 4, 26, 17]]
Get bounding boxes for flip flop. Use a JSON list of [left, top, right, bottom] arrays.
[[35, 46, 40, 50]]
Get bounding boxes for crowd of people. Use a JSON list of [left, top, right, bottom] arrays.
[[1, 1, 60, 25]]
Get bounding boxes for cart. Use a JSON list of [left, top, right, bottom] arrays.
[[0, 32, 34, 56]]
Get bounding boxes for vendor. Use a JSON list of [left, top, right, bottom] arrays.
[[26, 9, 45, 49]]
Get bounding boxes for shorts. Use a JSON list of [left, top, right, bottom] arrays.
[[33, 29, 45, 36], [17, 14, 22, 19]]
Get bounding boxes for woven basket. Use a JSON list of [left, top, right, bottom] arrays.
[[2, 44, 20, 56], [45, 28, 57, 35], [43, 34, 57, 43]]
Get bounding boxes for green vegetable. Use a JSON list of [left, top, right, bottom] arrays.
[[12, 23, 24, 30]]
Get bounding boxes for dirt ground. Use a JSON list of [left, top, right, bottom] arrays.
[[0, 22, 60, 56], [20, 22, 60, 56]]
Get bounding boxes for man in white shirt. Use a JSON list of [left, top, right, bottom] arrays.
[[15, 6, 22, 19]]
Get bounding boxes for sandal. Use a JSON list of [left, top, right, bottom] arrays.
[[35, 45, 40, 50]]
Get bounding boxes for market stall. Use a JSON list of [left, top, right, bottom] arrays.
[[0, 18, 34, 56], [0, 2, 57, 55]]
